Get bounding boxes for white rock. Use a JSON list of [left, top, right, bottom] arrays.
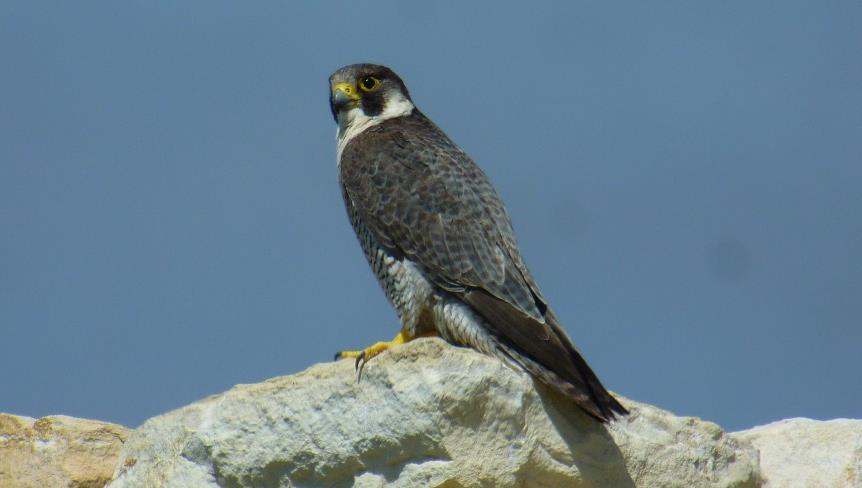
[[0, 413, 129, 488], [732, 418, 862, 488], [107, 338, 760, 487]]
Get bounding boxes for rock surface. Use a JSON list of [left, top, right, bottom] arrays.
[[0, 413, 129, 488], [732, 418, 862, 488], [6, 339, 859, 487], [106, 338, 760, 487]]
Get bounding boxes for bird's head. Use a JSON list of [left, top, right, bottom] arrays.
[[329, 64, 415, 132]]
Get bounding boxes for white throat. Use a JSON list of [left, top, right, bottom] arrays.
[[336, 93, 415, 163]]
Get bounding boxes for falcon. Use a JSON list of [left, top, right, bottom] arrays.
[[330, 63, 627, 422]]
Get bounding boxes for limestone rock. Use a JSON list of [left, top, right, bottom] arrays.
[[106, 338, 759, 487], [0, 413, 129, 488], [732, 418, 862, 488]]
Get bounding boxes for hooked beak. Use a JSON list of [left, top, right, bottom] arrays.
[[330, 82, 360, 120]]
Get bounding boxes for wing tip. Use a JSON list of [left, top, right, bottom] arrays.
[[563, 383, 629, 423], [594, 395, 629, 423]]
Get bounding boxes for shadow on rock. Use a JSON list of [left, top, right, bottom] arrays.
[[535, 381, 636, 487]]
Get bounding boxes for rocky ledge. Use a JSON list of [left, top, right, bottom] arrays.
[[2, 338, 859, 487], [0, 413, 129, 488]]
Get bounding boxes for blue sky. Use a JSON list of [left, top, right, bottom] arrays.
[[1, 1, 860, 431]]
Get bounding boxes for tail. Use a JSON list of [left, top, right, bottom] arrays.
[[535, 310, 627, 422], [465, 289, 628, 422], [494, 332, 628, 422]]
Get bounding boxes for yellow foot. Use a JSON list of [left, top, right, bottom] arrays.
[[335, 330, 407, 381], [334, 329, 437, 381]]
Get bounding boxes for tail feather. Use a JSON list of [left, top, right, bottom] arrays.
[[464, 289, 627, 422], [544, 310, 628, 421], [493, 335, 627, 422]]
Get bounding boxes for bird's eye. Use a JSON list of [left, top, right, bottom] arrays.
[[359, 76, 380, 92]]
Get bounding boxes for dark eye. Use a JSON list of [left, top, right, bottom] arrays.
[[359, 76, 380, 92]]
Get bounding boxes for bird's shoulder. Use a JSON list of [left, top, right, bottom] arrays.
[[339, 111, 545, 320], [340, 111, 499, 214], [341, 112, 466, 176]]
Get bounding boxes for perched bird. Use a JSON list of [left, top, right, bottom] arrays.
[[330, 63, 627, 422]]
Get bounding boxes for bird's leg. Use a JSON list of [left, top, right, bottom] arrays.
[[335, 328, 438, 381]]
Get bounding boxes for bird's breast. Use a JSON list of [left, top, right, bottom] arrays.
[[344, 194, 434, 337]]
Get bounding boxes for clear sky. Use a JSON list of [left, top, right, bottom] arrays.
[[1, 1, 860, 432]]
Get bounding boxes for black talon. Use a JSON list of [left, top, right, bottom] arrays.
[[355, 352, 367, 383]]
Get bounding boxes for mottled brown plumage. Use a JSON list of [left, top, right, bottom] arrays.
[[331, 63, 627, 422]]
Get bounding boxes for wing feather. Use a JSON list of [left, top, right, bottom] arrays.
[[340, 113, 541, 320]]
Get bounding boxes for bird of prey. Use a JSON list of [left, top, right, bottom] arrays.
[[330, 63, 627, 422]]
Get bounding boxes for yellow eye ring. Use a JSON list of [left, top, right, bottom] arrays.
[[358, 76, 381, 92]]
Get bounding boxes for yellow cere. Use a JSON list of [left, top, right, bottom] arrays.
[[332, 82, 360, 100]]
